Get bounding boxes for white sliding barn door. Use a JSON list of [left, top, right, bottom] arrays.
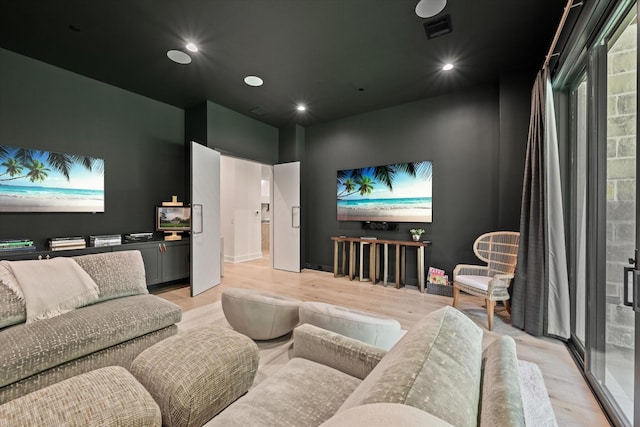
[[273, 161, 300, 272], [190, 141, 221, 296]]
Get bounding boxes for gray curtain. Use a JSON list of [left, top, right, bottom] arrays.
[[512, 69, 570, 339]]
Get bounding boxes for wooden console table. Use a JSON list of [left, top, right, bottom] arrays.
[[331, 237, 431, 292]]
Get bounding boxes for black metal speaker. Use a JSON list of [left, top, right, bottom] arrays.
[[361, 221, 398, 231]]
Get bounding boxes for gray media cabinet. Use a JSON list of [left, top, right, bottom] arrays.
[[0, 239, 190, 288]]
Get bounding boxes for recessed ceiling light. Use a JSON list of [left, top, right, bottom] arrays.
[[185, 42, 198, 53], [244, 76, 264, 87], [296, 104, 307, 112], [167, 50, 192, 64], [442, 63, 454, 71]]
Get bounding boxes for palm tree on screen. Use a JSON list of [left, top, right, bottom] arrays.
[[337, 160, 432, 199], [0, 158, 23, 178], [25, 160, 50, 183], [356, 176, 375, 196], [0, 146, 103, 183], [337, 177, 356, 198]]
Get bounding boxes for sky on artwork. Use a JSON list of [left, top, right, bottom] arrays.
[[338, 164, 432, 200], [0, 146, 104, 190]]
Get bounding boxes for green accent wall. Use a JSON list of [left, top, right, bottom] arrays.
[[0, 46, 532, 280], [205, 102, 279, 164], [0, 48, 185, 248], [303, 82, 528, 279]]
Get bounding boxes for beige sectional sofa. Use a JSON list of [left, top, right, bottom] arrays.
[[210, 305, 542, 426], [0, 250, 182, 404], [0, 275, 552, 426]]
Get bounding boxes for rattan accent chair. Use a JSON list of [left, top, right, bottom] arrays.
[[452, 231, 520, 330]]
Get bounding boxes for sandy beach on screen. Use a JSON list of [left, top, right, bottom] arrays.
[[0, 195, 104, 212], [337, 207, 432, 222]]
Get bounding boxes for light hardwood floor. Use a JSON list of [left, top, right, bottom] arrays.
[[154, 256, 610, 427]]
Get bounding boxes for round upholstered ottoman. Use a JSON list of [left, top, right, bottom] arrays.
[[221, 287, 301, 340], [299, 301, 403, 350], [130, 326, 259, 427]]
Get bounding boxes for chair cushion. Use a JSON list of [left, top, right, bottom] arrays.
[[455, 275, 491, 291]]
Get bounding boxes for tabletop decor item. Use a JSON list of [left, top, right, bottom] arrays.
[[409, 228, 425, 241]]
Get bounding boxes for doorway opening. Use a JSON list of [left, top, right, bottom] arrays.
[[220, 155, 273, 266]]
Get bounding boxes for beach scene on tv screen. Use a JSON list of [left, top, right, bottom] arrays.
[[0, 144, 104, 213], [337, 160, 432, 222]]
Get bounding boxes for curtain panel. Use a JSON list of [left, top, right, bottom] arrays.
[[512, 69, 570, 339]]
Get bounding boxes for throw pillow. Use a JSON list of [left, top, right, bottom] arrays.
[[0, 263, 26, 329], [73, 250, 148, 302]]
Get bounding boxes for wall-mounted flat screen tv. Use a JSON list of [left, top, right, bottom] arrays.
[[156, 206, 191, 231], [337, 160, 432, 222], [0, 144, 104, 213]]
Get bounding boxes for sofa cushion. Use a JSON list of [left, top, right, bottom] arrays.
[[0, 325, 177, 405], [299, 301, 402, 350], [320, 403, 455, 427], [0, 366, 161, 427], [209, 357, 361, 426], [0, 294, 181, 388], [0, 263, 25, 329], [73, 250, 148, 303], [338, 306, 483, 427]]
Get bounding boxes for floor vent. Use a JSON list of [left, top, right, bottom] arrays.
[[424, 14, 453, 39]]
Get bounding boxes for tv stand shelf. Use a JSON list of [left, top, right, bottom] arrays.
[[0, 238, 190, 288]]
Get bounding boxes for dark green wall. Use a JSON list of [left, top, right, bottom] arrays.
[[498, 71, 536, 230], [279, 124, 305, 163], [303, 83, 526, 279], [0, 48, 185, 248], [205, 102, 279, 164], [0, 45, 532, 276]]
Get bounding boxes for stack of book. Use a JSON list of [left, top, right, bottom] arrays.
[[427, 267, 449, 285], [89, 234, 122, 247], [0, 238, 35, 252], [49, 237, 86, 251]]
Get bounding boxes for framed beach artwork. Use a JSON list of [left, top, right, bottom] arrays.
[[0, 144, 104, 213], [337, 160, 433, 222]]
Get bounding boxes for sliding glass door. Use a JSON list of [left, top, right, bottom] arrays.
[[597, 11, 637, 421], [570, 75, 588, 355], [566, 3, 638, 425]]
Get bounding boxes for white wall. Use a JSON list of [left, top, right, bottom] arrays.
[[220, 156, 235, 258], [220, 156, 263, 263]]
